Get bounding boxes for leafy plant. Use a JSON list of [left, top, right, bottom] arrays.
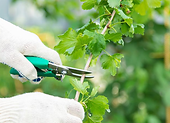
[[54, 0, 163, 122]]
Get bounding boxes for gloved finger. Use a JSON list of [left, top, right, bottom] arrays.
[[23, 39, 62, 65], [64, 114, 83, 123], [30, 77, 44, 84], [66, 99, 85, 120], [33, 46, 62, 65], [11, 74, 44, 84], [0, 51, 37, 80], [10, 74, 28, 82]]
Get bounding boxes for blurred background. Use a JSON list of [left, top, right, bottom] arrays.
[[0, 0, 170, 123]]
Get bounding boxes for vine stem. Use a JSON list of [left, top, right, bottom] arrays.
[[101, 10, 116, 34], [74, 10, 116, 101], [74, 54, 93, 101]]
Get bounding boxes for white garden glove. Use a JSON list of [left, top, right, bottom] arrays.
[[0, 92, 84, 123], [0, 18, 62, 83]]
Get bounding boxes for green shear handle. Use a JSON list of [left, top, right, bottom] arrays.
[[10, 56, 62, 79]]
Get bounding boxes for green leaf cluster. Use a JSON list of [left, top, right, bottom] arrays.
[[84, 30, 106, 57], [84, 96, 109, 123], [69, 78, 109, 123], [55, 0, 160, 78], [53, 0, 164, 123], [55, 28, 93, 59], [55, 26, 125, 76]]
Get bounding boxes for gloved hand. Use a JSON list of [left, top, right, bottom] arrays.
[[0, 18, 62, 83], [0, 92, 84, 123]]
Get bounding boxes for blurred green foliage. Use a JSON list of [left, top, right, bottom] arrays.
[[0, 0, 170, 122], [103, 22, 167, 122]]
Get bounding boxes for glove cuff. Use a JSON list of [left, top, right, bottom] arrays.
[[0, 98, 21, 122]]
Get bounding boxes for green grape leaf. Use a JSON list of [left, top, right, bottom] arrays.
[[82, 0, 97, 10], [55, 28, 77, 54], [84, 30, 106, 58], [75, 34, 92, 50], [70, 78, 90, 95], [100, 53, 124, 76], [134, 0, 149, 15], [107, 0, 120, 8], [78, 20, 99, 33], [115, 8, 133, 26], [90, 86, 100, 97], [134, 24, 145, 35], [121, 23, 133, 37], [147, 0, 161, 8], [70, 34, 93, 59], [105, 33, 122, 43], [85, 95, 109, 122]]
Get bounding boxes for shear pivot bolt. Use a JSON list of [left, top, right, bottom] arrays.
[[62, 71, 67, 75]]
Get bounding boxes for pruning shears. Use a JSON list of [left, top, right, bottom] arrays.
[[10, 56, 94, 81]]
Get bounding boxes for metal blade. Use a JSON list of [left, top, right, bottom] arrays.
[[69, 73, 94, 78], [48, 62, 69, 73], [67, 66, 92, 74], [59, 69, 94, 78], [49, 62, 92, 74], [48, 62, 94, 78]]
